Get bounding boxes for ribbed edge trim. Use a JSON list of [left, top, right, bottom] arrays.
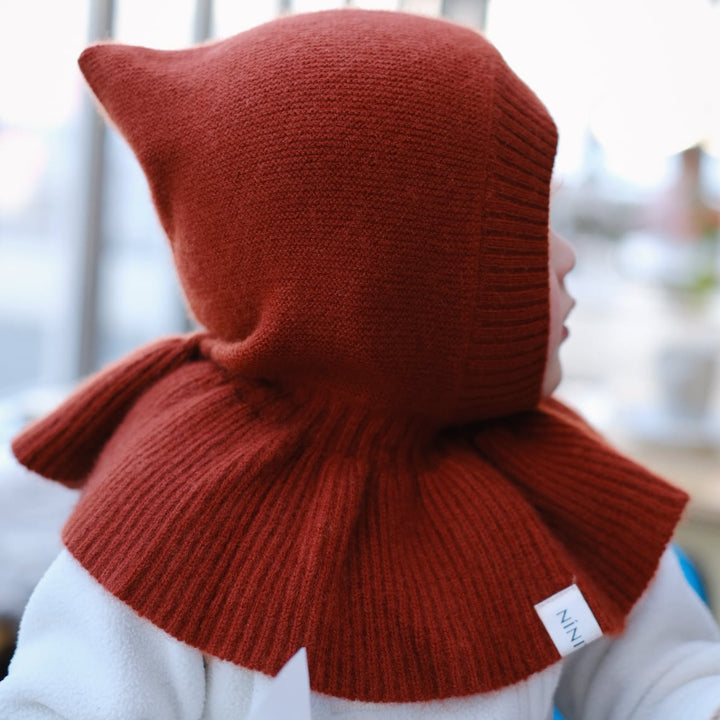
[[461, 58, 558, 421]]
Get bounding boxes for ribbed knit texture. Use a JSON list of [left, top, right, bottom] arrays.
[[12, 9, 688, 703]]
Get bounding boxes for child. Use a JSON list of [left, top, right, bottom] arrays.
[[1, 9, 720, 719]]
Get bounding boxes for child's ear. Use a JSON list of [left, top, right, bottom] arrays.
[[78, 43, 188, 239]]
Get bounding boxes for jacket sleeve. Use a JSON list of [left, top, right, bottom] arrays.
[[555, 548, 720, 720], [0, 549, 206, 720]]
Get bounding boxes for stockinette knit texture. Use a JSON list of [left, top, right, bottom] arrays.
[[13, 9, 687, 703]]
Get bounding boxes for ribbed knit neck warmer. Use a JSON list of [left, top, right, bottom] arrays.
[[13, 9, 687, 702]]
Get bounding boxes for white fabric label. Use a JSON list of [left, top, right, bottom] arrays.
[[534, 584, 603, 656]]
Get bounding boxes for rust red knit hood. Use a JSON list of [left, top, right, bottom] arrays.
[[80, 9, 556, 424], [13, 9, 686, 703]]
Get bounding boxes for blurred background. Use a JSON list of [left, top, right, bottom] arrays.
[[1, 0, 720, 672]]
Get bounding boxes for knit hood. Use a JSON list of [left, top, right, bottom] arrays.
[[77, 9, 555, 424], [13, 9, 686, 703]]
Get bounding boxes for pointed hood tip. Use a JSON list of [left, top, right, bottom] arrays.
[[77, 42, 125, 104], [77, 41, 115, 76]]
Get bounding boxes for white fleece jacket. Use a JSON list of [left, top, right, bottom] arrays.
[[1, 548, 720, 719]]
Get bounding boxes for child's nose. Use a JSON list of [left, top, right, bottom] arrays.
[[558, 236, 576, 277]]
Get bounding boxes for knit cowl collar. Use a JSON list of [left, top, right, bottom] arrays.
[[13, 9, 686, 702]]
